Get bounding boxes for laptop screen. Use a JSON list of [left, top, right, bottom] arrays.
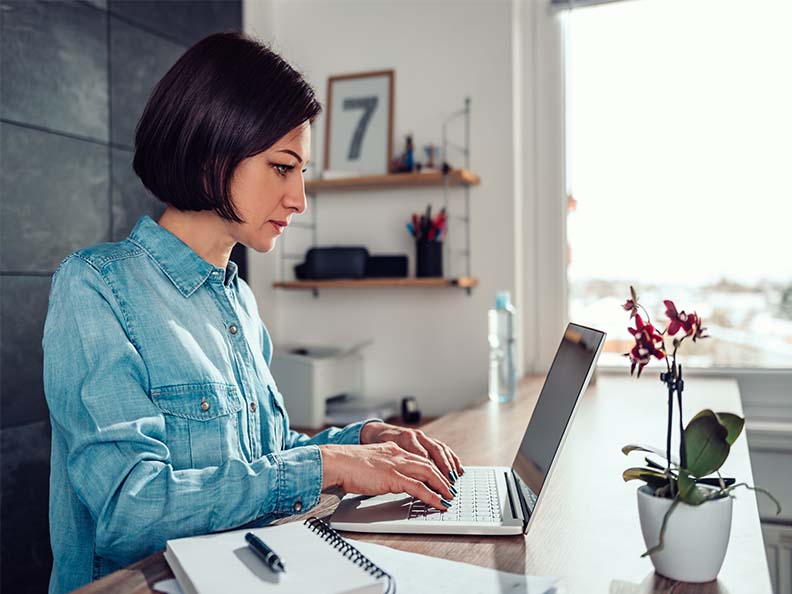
[[511, 323, 606, 515]]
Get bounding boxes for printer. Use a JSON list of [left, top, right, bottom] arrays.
[[270, 344, 364, 429]]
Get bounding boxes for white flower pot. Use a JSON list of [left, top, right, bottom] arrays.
[[637, 484, 733, 582]]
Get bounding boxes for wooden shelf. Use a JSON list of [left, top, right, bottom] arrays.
[[304, 168, 480, 192], [272, 277, 479, 290]]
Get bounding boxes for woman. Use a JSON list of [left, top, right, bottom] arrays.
[[43, 31, 462, 594]]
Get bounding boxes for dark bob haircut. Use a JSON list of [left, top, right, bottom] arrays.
[[133, 31, 322, 223]]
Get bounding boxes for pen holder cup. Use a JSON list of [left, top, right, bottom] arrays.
[[415, 240, 443, 278]]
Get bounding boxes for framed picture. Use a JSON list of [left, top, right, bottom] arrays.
[[324, 70, 394, 176]]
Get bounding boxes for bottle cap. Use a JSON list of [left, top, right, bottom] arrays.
[[495, 291, 511, 309]]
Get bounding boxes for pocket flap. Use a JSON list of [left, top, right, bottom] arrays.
[[267, 384, 287, 416], [151, 382, 243, 420]]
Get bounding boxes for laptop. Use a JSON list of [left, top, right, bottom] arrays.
[[330, 322, 606, 536]]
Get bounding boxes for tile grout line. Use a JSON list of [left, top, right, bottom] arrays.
[[107, 5, 113, 242], [0, 118, 133, 151], [74, 0, 189, 50]]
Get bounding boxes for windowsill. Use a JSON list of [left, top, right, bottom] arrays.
[[596, 365, 792, 377], [596, 365, 792, 425]]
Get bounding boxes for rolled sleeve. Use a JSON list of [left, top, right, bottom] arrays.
[[269, 445, 323, 514], [285, 418, 383, 449]]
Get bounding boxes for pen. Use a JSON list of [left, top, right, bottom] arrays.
[[436, 209, 446, 233], [245, 532, 286, 573]]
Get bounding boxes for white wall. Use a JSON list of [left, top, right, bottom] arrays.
[[243, 0, 523, 416]]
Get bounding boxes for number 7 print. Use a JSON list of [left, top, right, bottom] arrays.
[[325, 70, 394, 174], [342, 96, 378, 160]]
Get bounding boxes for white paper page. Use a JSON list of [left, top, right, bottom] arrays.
[[166, 522, 382, 594], [153, 578, 184, 594], [351, 540, 557, 594]]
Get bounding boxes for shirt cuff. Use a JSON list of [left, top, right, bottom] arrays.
[[355, 418, 385, 444], [268, 445, 323, 515]]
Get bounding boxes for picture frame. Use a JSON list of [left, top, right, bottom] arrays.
[[324, 69, 394, 176]]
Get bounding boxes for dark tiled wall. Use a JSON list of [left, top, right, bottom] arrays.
[[0, 2, 243, 592]]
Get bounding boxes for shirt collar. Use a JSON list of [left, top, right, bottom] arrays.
[[128, 215, 238, 297]]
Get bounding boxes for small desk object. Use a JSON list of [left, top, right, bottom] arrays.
[[73, 375, 771, 594]]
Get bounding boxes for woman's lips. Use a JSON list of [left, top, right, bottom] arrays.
[[270, 221, 284, 233]]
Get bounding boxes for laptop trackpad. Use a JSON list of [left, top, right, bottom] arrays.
[[333, 493, 413, 524]]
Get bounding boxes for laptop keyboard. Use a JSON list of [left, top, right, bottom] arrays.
[[407, 468, 502, 522]]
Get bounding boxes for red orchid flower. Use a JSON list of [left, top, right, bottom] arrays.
[[664, 300, 697, 336], [622, 285, 640, 318], [624, 314, 666, 377], [691, 314, 709, 342]]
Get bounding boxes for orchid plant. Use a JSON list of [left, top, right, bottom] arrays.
[[619, 286, 780, 555]]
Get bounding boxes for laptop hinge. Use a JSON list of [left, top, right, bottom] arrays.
[[509, 470, 531, 529], [504, 471, 519, 521]]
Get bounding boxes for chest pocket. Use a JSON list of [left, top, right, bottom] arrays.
[[150, 382, 244, 470]]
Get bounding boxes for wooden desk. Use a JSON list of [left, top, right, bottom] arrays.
[[75, 374, 771, 594]]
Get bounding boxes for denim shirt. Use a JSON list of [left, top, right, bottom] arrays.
[[42, 215, 378, 594]]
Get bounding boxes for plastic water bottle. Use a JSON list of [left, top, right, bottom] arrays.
[[488, 291, 517, 403]]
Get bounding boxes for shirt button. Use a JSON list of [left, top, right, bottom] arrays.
[[228, 324, 238, 335], [200, 397, 210, 412], [250, 401, 257, 413], [293, 498, 303, 512]]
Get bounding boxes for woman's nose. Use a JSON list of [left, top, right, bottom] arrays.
[[285, 175, 308, 214]]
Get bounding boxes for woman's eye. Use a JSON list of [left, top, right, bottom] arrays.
[[273, 164, 293, 176]]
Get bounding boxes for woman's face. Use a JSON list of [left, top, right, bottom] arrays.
[[227, 122, 311, 253]]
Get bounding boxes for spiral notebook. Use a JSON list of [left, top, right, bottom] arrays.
[[164, 517, 393, 594]]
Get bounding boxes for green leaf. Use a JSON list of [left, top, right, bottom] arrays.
[[677, 472, 708, 505], [715, 412, 745, 446], [623, 467, 669, 489], [622, 443, 679, 465], [683, 409, 730, 477], [622, 443, 661, 456]]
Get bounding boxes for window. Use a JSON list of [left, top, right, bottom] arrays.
[[565, 0, 792, 369]]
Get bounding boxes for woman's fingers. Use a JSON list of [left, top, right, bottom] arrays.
[[400, 433, 456, 486], [440, 441, 464, 477], [398, 475, 453, 511], [320, 441, 463, 510], [415, 431, 457, 482], [398, 457, 455, 500], [400, 433, 430, 460]]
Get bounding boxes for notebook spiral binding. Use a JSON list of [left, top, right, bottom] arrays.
[[304, 517, 396, 594]]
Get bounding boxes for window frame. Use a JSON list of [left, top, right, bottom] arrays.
[[517, 1, 791, 418]]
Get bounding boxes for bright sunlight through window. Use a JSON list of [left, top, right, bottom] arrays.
[[566, 0, 792, 369]]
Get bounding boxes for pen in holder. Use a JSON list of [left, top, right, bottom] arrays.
[[416, 240, 443, 277], [408, 204, 446, 277]]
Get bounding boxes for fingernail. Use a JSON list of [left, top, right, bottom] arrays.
[[452, 470, 459, 481], [449, 485, 458, 496], [441, 498, 453, 508], [448, 471, 456, 483]]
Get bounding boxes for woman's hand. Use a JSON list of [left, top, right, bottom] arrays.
[[360, 421, 464, 483], [318, 442, 457, 511]]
